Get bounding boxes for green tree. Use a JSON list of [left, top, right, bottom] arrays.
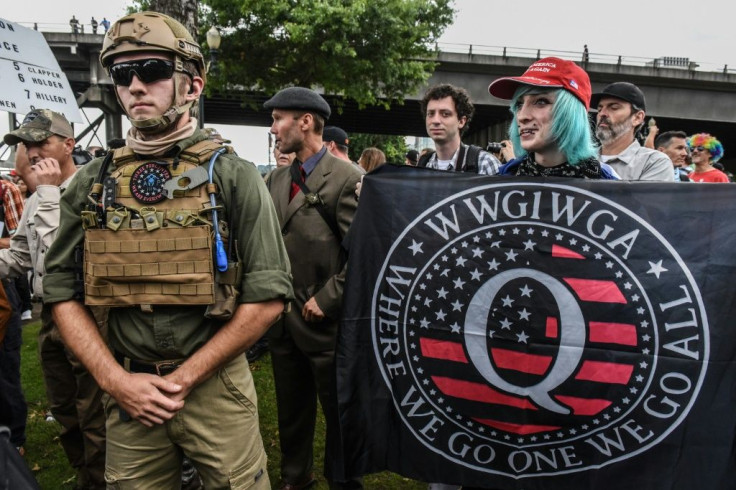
[[350, 133, 407, 164], [201, 0, 455, 108]]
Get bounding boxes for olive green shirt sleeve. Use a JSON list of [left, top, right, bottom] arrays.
[[214, 154, 294, 303], [43, 160, 100, 304]]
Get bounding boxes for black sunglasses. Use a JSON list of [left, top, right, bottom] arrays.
[[109, 59, 192, 86]]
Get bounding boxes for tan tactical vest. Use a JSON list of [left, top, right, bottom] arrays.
[[82, 140, 238, 312]]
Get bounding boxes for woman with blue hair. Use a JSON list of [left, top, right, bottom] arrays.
[[687, 133, 729, 182], [488, 57, 617, 179]]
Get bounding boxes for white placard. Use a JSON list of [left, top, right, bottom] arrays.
[[0, 18, 82, 122]]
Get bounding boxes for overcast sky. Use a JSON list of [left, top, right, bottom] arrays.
[[2, 0, 736, 163]]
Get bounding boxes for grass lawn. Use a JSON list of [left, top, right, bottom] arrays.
[[20, 321, 426, 489]]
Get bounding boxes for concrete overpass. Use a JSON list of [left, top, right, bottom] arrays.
[[40, 32, 736, 166]]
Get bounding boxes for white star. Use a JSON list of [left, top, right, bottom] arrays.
[[450, 322, 461, 334], [499, 318, 512, 330], [555, 233, 563, 240], [470, 269, 482, 281], [451, 300, 464, 311], [411, 307, 417, 313], [637, 307, 645, 315], [435, 310, 447, 321], [453, 277, 465, 289], [569, 428, 577, 435], [516, 331, 529, 343], [505, 250, 518, 262], [635, 375, 644, 383], [418, 368, 424, 374], [519, 284, 533, 297], [582, 244, 590, 252], [640, 320, 648, 328], [642, 334, 650, 342], [488, 259, 500, 270], [408, 240, 423, 255], [429, 389, 435, 395], [441, 255, 448, 262], [632, 294, 640, 302], [541, 230, 549, 237], [623, 282, 632, 290], [501, 295, 514, 307], [613, 407, 621, 413], [419, 283, 427, 290], [523, 239, 536, 251], [451, 247, 458, 254], [518, 308, 531, 321], [423, 297, 432, 307], [581, 424, 589, 430], [414, 294, 421, 301], [622, 397, 630, 404], [615, 271, 623, 278], [499, 229, 507, 236], [604, 414, 611, 420], [630, 387, 638, 394], [569, 238, 577, 245], [605, 261, 614, 269], [460, 241, 469, 248], [473, 235, 481, 243], [485, 231, 493, 239], [642, 348, 650, 355], [455, 256, 467, 267], [544, 434, 551, 440], [530, 436, 537, 442], [433, 263, 440, 271], [437, 287, 448, 299], [647, 260, 668, 279], [472, 247, 483, 258], [639, 361, 648, 369], [438, 397, 444, 404], [425, 272, 433, 280], [594, 252, 603, 260], [420, 318, 430, 329], [512, 228, 520, 235]]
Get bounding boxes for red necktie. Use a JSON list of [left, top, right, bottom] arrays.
[[289, 165, 306, 202]]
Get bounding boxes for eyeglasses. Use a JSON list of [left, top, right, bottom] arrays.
[[690, 146, 707, 153], [109, 59, 192, 86]]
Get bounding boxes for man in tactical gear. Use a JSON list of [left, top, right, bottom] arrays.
[[44, 12, 293, 488]]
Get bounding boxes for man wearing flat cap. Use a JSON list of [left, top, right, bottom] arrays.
[[264, 86, 364, 490], [1, 109, 107, 489], [593, 82, 674, 181]]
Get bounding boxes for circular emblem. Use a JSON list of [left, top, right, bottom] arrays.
[[130, 162, 171, 204], [371, 183, 708, 478]]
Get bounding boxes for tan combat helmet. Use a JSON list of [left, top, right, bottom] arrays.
[[100, 11, 205, 134]]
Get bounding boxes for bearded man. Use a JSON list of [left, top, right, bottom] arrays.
[[592, 82, 673, 181]]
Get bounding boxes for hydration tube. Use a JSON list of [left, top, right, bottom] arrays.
[[208, 147, 228, 272]]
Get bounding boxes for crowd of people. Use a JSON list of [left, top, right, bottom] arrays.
[[0, 9, 732, 490]]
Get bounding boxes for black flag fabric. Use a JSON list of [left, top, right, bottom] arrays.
[[335, 165, 736, 489]]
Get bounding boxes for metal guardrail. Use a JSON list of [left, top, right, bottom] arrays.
[[436, 42, 736, 76], [14, 22, 736, 75]]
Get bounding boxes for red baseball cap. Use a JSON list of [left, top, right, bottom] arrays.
[[488, 57, 592, 109]]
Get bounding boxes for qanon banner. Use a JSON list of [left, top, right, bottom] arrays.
[[370, 183, 708, 478]]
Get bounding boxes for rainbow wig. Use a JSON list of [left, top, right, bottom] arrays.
[[508, 86, 598, 165], [688, 133, 724, 162]]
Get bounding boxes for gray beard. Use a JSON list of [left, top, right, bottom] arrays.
[[596, 118, 633, 145]]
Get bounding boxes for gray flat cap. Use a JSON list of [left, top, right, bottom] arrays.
[[263, 87, 331, 120]]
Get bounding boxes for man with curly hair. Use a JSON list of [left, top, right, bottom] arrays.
[[687, 133, 729, 182], [418, 84, 500, 175]]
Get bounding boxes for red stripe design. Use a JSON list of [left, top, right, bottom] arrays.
[[473, 418, 561, 435], [432, 376, 537, 410], [420, 338, 468, 363], [491, 348, 552, 375], [555, 395, 612, 416], [552, 244, 585, 260], [563, 278, 627, 304], [575, 360, 633, 385], [589, 322, 638, 346], [545, 316, 558, 338]]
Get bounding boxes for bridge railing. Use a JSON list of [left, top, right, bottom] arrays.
[[437, 42, 736, 76], [15, 22, 736, 76]]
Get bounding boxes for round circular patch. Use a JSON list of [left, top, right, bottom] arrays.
[[130, 162, 171, 204], [371, 182, 708, 478]]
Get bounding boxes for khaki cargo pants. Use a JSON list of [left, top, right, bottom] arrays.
[[103, 355, 269, 489]]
